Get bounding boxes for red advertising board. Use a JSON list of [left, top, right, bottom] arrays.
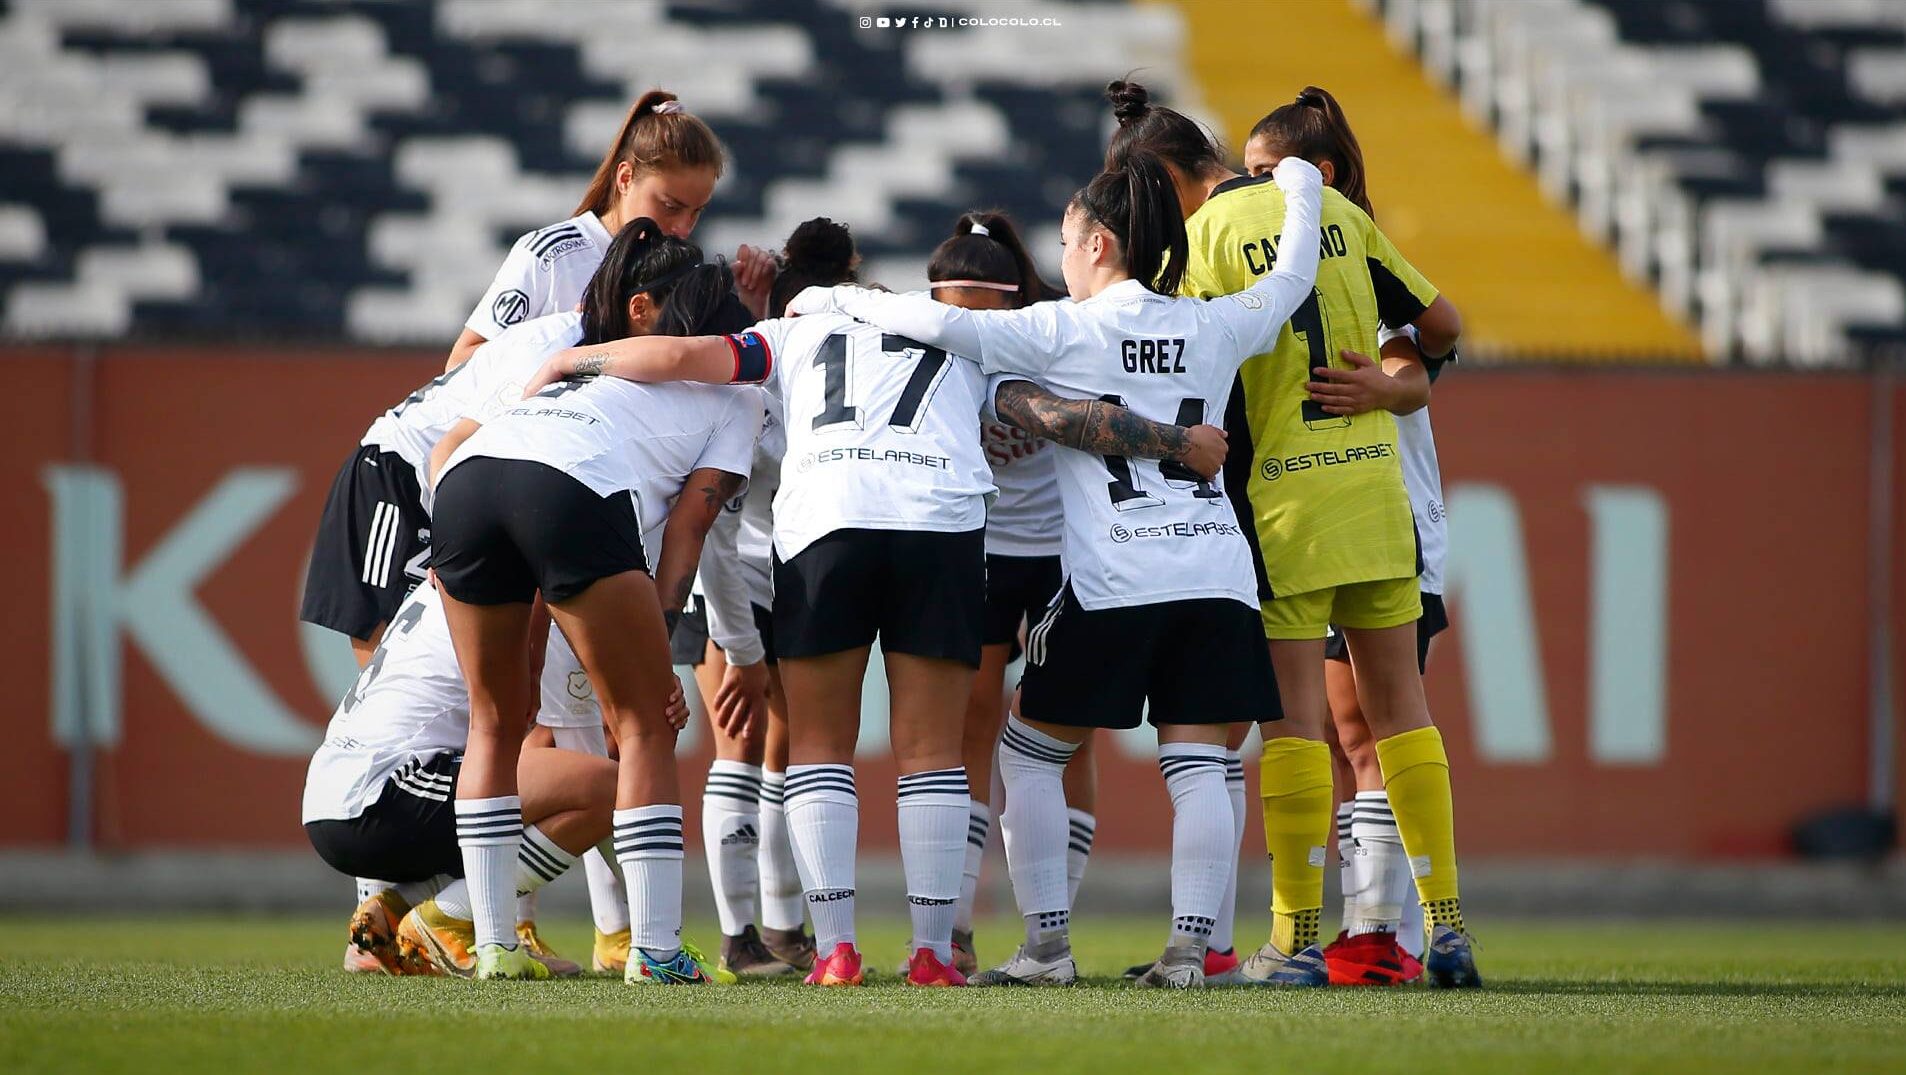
[[0, 348, 1898, 858]]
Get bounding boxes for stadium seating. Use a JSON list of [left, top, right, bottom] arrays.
[[1371, 0, 1906, 365], [0, 0, 1185, 343]]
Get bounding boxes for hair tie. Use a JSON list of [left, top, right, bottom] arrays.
[[931, 278, 1019, 292], [969, 222, 991, 237], [652, 99, 684, 115]]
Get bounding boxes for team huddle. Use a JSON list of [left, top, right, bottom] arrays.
[[298, 79, 1479, 990]]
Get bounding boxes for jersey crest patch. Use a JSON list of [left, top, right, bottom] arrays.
[[491, 289, 530, 327]]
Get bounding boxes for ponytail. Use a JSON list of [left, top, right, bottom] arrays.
[[1102, 78, 1225, 183], [575, 89, 725, 217], [1068, 151, 1188, 296], [1249, 86, 1372, 217], [578, 217, 704, 345], [926, 210, 1063, 307]]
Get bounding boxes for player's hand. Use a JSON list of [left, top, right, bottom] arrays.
[[1307, 349, 1394, 416], [663, 675, 691, 730], [521, 350, 576, 398], [712, 660, 768, 739], [1178, 423, 1228, 480], [734, 244, 778, 319]]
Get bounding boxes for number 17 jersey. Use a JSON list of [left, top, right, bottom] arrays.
[[740, 312, 995, 561]]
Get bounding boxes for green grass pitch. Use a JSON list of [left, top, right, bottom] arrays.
[[2, 915, 1903, 1074]]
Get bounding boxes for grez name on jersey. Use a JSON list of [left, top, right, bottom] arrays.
[[1241, 223, 1350, 276], [1122, 337, 1187, 374]]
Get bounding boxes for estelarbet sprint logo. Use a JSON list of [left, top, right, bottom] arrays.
[[1261, 442, 1395, 481], [1109, 520, 1242, 543]]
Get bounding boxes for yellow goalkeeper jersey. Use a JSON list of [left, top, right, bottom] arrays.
[[1182, 178, 1438, 598]]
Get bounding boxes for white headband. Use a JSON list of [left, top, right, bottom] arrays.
[[933, 279, 1019, 292], [652, 99, 683, 115], [969, 223, 991, 236]]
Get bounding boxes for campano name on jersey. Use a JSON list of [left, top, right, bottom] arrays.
[[1260, 441, 1395, 480], [797, 446, 951, 472], [1240, 223, 1352, 277]]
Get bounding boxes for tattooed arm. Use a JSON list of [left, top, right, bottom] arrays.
[[653, 468, 746, 636], [993, 380, 1229, 480]]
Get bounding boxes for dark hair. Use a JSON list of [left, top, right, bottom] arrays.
[[767, 217, 859, 317], [575, 89, 725, 216], [926, 210, 1064, 307], [1103, 78, 1225, 183], [1068, 151, 1188, 296], [1249, 86, 1371, 217], [578, 217, 703, 345], [656, 263, 756, 337]]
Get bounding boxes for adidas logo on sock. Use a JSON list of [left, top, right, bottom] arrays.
[[720, 824, 760, 847]]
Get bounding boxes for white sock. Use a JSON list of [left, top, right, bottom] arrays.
[[997, 718, 1079, 953], [757, 769, 805, 932], [613, 805, 685, 960], [549, 724, 630, 935], [433, 879, 473, 920], [897, 766, 969, 962], [784, 763, 858, 953], [1211, 750, 1246, 954], [1337, 799, 1356, 930], [1400, 880, 1426, 957], [702, 760, 763, 937], [1158, 743, 1232, 956], [954, 801, 993, 934], [1348, 790, 1410, 936], [514, 823, 578, 900], [355, 878, 395, 903], [455, 795, 522, 949], [1065, 808, 1096, 908], [394, 875, 448, 909]]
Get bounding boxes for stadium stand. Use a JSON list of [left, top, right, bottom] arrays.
[[0, 0, 1182, 344], [1370, 0, 1906, 365]]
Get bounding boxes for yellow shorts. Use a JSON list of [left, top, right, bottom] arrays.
[[1261, 576, 1422, 641]]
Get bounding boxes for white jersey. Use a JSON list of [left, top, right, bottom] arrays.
[[360, 311, 588, 490], [300, 585, 597, 822], [744, 312, 995, 561], [465, 211, 611, 340], [694, 400, 784, 665], [982, 419, 1063, 557], [1396, 407, 1445, 596], [791, 158, 1322, 610], [1374, 324, 1452, 597], [441, 373, 763, 542]]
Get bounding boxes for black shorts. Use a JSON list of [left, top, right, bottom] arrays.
[[305, 753, 464, 883], [671, 596, 710, 665], [1324, 592, 1448, 673], [1018, 583, 1281, 729], [432, 457, 649, 605], [300, 445, 430, 640], [773, 527, 985, 666], [983, 553, 1064, 647]]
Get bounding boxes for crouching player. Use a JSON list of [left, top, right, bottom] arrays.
[[303, 583, 684, 976]]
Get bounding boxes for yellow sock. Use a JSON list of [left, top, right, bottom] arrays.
[[1375, 725, 1464, 931], [1258, 737, 1332, 954]]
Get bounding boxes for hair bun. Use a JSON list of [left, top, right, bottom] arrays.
[[783, 217, 855, 279], [1105, 79, 1152, 124]]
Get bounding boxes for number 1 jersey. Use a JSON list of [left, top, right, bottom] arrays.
[[742, 313, 995, 561]]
